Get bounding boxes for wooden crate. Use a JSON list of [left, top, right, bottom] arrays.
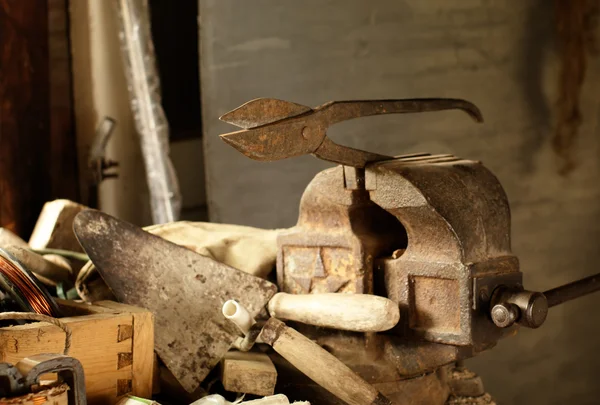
[[0, 300, 154, 405]]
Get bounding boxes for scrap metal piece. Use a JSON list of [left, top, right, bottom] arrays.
[[87, 118, 119, 208], [0, 363, 24, 397], [447, 364, 485, 398], [446, 364, 494, 404], [220, 98, 483, 167], [73, 210, 277, 393], [88, 117, 119, 185]]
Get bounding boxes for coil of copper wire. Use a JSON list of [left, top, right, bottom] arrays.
[[0, 248, 61, 317]]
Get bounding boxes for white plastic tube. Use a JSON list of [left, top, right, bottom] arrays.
[[190, 394, 297, 405], [222, 300, 256, 335], [240, 395, 290, 405], [114, 0, 181, 224]]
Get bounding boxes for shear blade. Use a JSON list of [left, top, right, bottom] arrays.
[[219, 98, 312, 129]]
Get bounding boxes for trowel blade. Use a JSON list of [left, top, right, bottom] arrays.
[[73, 210, 277, 392]]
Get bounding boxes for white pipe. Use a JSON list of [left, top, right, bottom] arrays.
[[189, 394, 298, 405], [241, 394, 290, 405], [222, 300, 256, 335]]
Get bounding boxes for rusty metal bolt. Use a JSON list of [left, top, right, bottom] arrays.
[[491, 303, 519, 328], [490, 287, 548, 329], [301, 126, 311, 139]]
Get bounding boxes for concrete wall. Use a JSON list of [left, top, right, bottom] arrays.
[[200, 1, 600, 404]]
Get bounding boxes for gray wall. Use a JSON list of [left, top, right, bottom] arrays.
[[200, 1, 600, 403]]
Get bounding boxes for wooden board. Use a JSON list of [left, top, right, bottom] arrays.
[[0, 300, 154, 405], [94, 301, 155, 397], [220, 351, 277, 396], [29, 200, 88, 252]]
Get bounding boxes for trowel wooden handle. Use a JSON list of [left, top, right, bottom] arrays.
[[267, 293, 400, 332], [259, 318, 391, 405]]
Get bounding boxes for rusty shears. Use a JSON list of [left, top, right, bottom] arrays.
[[220, 98, 483, 168]]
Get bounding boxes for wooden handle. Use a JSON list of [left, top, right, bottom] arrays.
[[259, 318, 391, 405], [4, 246, 72, 285], [267, 293, 400, 332]]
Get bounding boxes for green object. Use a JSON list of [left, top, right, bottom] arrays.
[[56, 283, 80, 300], [118, 395, 160, 405], [29, 248, 89, 262]]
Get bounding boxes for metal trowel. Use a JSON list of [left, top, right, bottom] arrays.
[[73, 210, 277, 392]]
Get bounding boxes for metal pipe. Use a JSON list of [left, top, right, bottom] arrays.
[[544, 272, 600, 308]]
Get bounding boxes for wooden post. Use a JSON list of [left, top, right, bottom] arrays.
[[0, 0, 51, 237], [0, 0, 78, 238]]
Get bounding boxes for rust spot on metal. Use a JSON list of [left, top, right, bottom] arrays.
[[219, 98, 312, 129], [259, 318, 286, 346], [410, 276, 461, 334], [283, 246, 358, 294]]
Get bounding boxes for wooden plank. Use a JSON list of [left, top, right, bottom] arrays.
[[130, 310, 155, 398], [220, 351, 277, 396], [56, 299, 120, 315], [95, 301, 155, 398], [29, 199, 88, 252]]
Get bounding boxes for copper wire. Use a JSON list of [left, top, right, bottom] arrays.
[[0, 254, 54, 316]]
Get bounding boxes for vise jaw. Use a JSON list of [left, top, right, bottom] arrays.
[[277, 154, 521, 349]]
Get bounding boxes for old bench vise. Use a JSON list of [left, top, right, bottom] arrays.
[[220, 98, 600, 404]]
